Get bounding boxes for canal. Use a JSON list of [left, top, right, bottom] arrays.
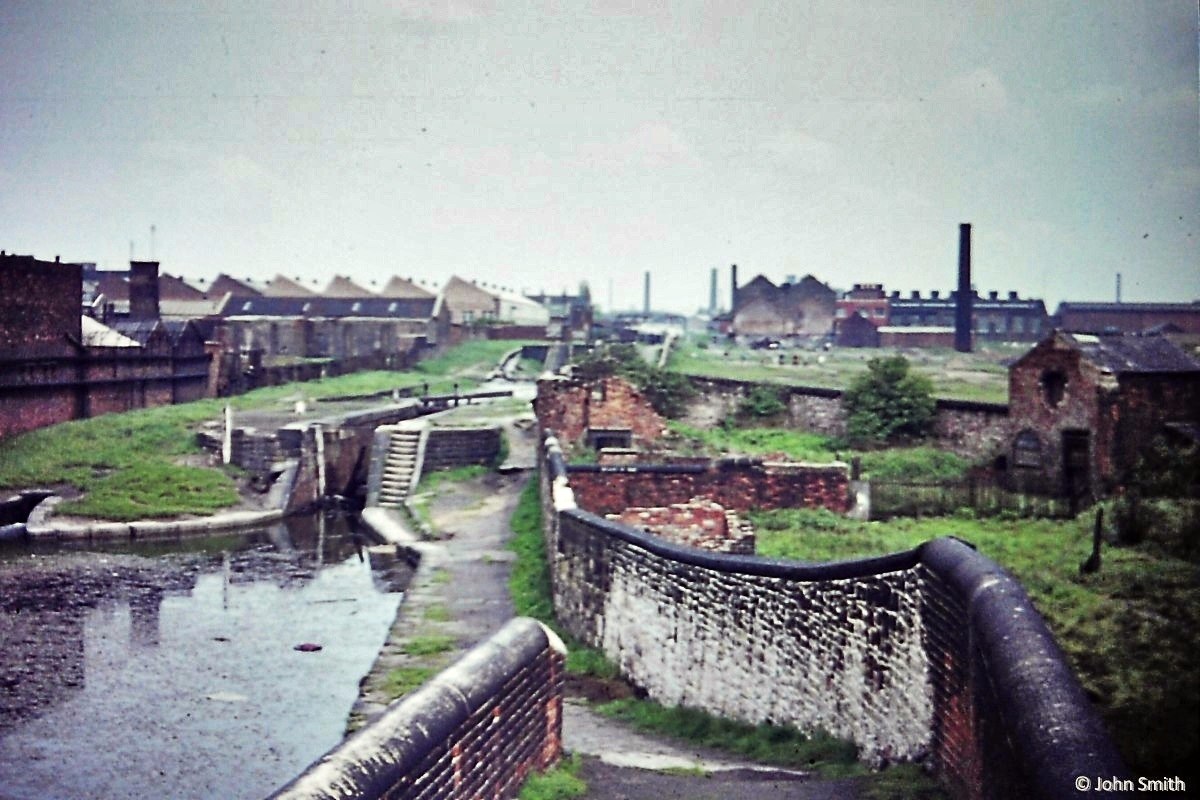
[[0, 512, 408, 800]]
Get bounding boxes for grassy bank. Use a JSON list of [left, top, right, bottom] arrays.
[[669, 338, 1010, 403], [0, 340, 515, 520], [751, 507, 1200, 783], [666, 424, 972, 483]]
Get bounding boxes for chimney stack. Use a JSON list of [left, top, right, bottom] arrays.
[[643, 271, 650, 315], [1116, 272, 1122, 304], [954, 223, 973, 353], [730, 264, 739, 311], [129, 260, 161, 321], [709, 268, 717, 314]]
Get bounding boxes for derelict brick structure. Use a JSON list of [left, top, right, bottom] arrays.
[[539, 432, 1129, 799], [269, 617, 565, 800]]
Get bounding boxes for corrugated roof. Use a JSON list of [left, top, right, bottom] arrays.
[[1071, 333, 1200, 373]]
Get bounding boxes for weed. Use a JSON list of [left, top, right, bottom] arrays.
[[518, 754, 586, 800], [382, 666, 439, 698], [595, 699, 860, 774], [423, 604, 452, 622], [402, 635, 457, 657], [859, 764, 947, 799], [750, 509, 1200, 783]]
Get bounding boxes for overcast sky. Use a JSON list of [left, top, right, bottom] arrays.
[[2, 1, 1196, 313]]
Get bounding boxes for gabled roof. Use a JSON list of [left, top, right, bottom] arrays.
[[81, 316, 140, 348], [379, 275, 435, 299], [323, 275, 374, 297], [110, 319, 167, 346], [159, 273, 206, 301], [207, 273, 263, 299], [263, 274, 315, 297]]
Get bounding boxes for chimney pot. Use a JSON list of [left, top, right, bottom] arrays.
[[931, 290, 940, 299], [988, 290, 998, 300], [1008, 290, 1018, 300], [911, 291, 920, 299]]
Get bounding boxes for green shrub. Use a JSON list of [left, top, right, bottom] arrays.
[[518, 754, 587, 800], [737, 386, 788, 418], [841, 355, 935, 445]]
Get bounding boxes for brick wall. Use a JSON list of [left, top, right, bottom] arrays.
[[534, 376, 666, 448], [269, 617, 565, 800], [540, 432, 1129, 799], [609, 497, 754, 554], [567, 460, 850, 515], [0, 254, 81, 359]]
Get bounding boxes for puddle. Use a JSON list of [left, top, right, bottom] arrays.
[[0, 513, 406, 800]]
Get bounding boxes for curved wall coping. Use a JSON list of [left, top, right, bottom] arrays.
[[541, 428, 1127, 796], [918, 537, 1130, 795], [268, 616, 564, 800]]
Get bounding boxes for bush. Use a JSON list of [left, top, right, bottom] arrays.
[[737, 386, 788, 418], [841, 355, 935, 445]]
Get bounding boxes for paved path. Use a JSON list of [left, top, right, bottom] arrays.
[[354, 398, 867, 798]]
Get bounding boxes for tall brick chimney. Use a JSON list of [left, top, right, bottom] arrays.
[[954, 224, 972, 353], [643, 271, 650, 315], [709, 268, 717, 314], [730, 263, 738, 311], [129, 260, 160, 321]]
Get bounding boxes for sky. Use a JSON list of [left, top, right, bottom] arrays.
[[1, 1, 1197, 314]]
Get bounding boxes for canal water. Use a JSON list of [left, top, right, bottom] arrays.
[[0, 513, 408, 800]]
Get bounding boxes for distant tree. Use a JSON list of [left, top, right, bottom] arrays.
[[841, 355, 935, 444]]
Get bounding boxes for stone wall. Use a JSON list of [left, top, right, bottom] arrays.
[[567, 460, 850, 515], [423, 426, 502, 472], [269, 617, 565, 800], [539, 432, 1129, 799], [682, 376, 1011, 461]]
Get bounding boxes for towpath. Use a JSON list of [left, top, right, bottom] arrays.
[[352, 403, 872, 798]]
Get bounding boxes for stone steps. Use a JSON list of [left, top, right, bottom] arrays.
[[376, 429, 423, 506]]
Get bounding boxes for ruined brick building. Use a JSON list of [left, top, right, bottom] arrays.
[[1005, 331, 1200, 501]]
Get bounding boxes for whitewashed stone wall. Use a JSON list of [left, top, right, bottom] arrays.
[[554, 510, 932, 763]]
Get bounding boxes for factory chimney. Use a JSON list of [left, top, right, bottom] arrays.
[[1115, 272, 1122, 304], [709, 268, 717, 314], [730, 263, 739, 312], [954, 224, 973, 353], [643, 271, 650, 315]]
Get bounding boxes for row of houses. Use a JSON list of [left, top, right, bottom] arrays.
[[720, 269, 1200, 346], [1, 251, 595, 440]]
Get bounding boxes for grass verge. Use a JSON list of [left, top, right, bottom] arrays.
[[0, 341, 508, 519], [751, 507, 1200, 783], [518, 754, 587, 800]]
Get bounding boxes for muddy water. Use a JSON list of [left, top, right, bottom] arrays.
[[0, 514, 407, 800]]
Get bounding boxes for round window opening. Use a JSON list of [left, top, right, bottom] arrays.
[[1040, 369, 1067, 407]]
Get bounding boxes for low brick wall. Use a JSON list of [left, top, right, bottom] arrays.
[[566, 459, 850, 515], [540, 431, 1129, 798], [269, 617, 565, 800]]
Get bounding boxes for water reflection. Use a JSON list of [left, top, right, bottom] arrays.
[[0, 512, 408, 800]]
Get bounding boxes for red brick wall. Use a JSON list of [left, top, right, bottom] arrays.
[[609, 497, 754, 554], [534, 376, 666, 447], [569, 461, 850, 515], [1007, 337, 1105, 490], [0, 254, 81, 359]]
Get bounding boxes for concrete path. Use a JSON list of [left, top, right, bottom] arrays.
[[354, 400, 869, 798]]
